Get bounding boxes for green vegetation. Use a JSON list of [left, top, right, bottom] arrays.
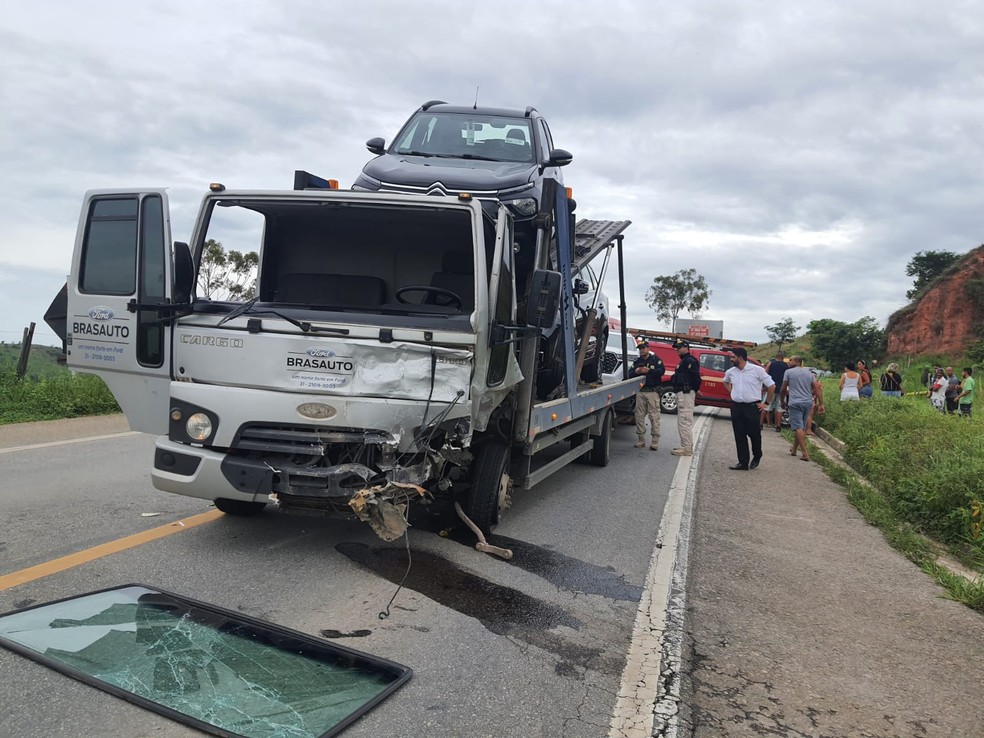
[[0, 344, 119, 424], [814, 384, 984, 610], [905, 249, 960, 301], [807, 316, 886, 370]]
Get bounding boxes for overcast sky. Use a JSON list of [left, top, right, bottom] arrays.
[[2, 1, 983, 347]]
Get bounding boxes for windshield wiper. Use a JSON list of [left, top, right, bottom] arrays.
[[458, 153, 498, 161], [259, 309, 349, 334], [216, 297, 259, 326], [397, 150, 435, 158], [216, 298, 349, 334]]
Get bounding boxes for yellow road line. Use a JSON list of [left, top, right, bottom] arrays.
[[0, 509, 225, 591]]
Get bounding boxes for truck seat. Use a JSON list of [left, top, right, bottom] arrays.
[[276, 273, 386, 308], [430, 251, 475, 310]]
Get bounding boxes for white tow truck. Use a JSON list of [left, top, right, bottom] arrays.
[[45, 175, 639, 546]]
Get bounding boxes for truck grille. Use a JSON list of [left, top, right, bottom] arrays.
[[232, 424, 394, 455]]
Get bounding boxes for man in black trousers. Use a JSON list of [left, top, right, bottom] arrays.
[[722, 347, 775, 470]]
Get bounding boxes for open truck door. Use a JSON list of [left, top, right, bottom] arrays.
[[65, 190, 183, 434]]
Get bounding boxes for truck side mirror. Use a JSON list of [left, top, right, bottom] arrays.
[[526, 269, 561, 328], [173, 241, 194, 303], [366, 137, 386, 155], [573, 278, 589, 296]]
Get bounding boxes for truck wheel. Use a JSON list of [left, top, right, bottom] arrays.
[[580, 330, 608, 383], [213, 498, 267, 516], [462, 440, 511, 536], [659, 388, 679, 414], [588, 410, 613, 467]]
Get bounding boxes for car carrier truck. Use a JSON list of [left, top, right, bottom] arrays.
[[45, 175, 639, 549]]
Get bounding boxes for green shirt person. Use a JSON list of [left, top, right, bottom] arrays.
[[957, 367, 975, 417]]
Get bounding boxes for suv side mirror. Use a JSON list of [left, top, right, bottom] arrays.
[[173, 241, 194, 303], [547, 148, 573, 167], [526, 269, 561, 328], [366, 137, 386, 155]]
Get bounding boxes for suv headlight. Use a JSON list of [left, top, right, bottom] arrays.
[[506, 198, 538, 217]]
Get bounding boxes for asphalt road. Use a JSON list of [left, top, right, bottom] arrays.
[[0, 415, 680, 738]]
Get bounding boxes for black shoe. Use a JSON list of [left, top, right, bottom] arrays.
[[775, 426, 782, 432], [749, 458, 761, 469], [729, 463, 749, 471]]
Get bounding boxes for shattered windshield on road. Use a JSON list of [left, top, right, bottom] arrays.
[[0, 585, 411, 738]]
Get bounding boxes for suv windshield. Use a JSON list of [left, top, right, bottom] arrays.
[[393, 112, 534, 164]]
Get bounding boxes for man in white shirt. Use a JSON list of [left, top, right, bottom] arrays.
[[722, 347, 775, 470]]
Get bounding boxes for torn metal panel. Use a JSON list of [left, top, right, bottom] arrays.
[[348, 482, 427, 541]]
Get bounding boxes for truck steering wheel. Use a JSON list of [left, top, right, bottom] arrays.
[[395, 285, 463, 310]]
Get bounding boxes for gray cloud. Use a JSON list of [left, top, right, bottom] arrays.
[[2, 1, 984, 348]]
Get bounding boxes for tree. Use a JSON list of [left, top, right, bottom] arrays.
[[197, 239, 259, 301], [905, 250, 959, 300], [807, 316, 885, 370], [764, 317, 799, 351], [644, 269, 711, 328]]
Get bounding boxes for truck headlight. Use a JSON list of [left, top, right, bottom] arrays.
[[186, 413, 214, 441]]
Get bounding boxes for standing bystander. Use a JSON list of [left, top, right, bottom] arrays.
[[763, 352, 788, 432], [956, 367, 975, 417], [857, 359, 874, 398], [944, 366, 960, 414], [671, 339, 701, 457], [781, 356, 825, 461], [632, 339, 665, 449], [879, 363, 904, 397], [930, 367, 948, 412], [723, 347, 775, 470]]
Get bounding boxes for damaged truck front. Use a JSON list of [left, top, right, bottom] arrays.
[[47, 176, 640, 544], [47, 184, 543, 540]]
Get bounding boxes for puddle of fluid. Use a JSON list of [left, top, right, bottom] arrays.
[[336, 543, 626, 677], [336, 543, 579, 633]]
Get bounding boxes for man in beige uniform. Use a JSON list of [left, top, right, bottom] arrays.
[[632, 339, 665, 449]]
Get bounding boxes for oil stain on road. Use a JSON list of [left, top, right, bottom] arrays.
[[336, 542, 626, 677]]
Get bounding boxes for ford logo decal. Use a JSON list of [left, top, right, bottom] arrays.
[[296, 402, 337, 420], [88, 306, 114, 321], [306, 347, 335, 358]]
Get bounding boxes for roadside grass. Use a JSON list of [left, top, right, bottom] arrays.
[[812, 384, 984, 611], [0, 370, 120, 424]]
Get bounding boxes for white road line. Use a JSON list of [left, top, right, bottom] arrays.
[[608, 412, 711, 738], [0, 431, 142, 455]]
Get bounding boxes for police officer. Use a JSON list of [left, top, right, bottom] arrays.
[[633, 338, 665, 449], [671, 339, 701, 456]]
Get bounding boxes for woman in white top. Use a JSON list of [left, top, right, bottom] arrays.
[[930, 368, 948, 412], [839, 362, 861, 401]]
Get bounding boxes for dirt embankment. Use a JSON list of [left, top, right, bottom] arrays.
[[886, 246, 984, 356]]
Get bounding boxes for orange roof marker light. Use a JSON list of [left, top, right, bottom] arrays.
[[209, 183, 225, 192], [458, 192, 473, 201], [566, 187, 574, 200]]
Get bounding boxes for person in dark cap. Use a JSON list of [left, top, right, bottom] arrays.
[[632, 338, 665, 449], [722, 347, 775, 470], [671, 339, 701, 456]]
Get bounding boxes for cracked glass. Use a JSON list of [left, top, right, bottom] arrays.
[[0, 585, 410, 738]]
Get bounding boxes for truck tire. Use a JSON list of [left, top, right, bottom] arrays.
[[659, 388, 679, 414], [213, 498, 267, 516], [462, 440, 511, 536], [588, 409, 613, 467]]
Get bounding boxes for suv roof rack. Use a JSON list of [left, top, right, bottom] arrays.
[[629, 329, 756, 349], [420, 100, 447, 111]]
